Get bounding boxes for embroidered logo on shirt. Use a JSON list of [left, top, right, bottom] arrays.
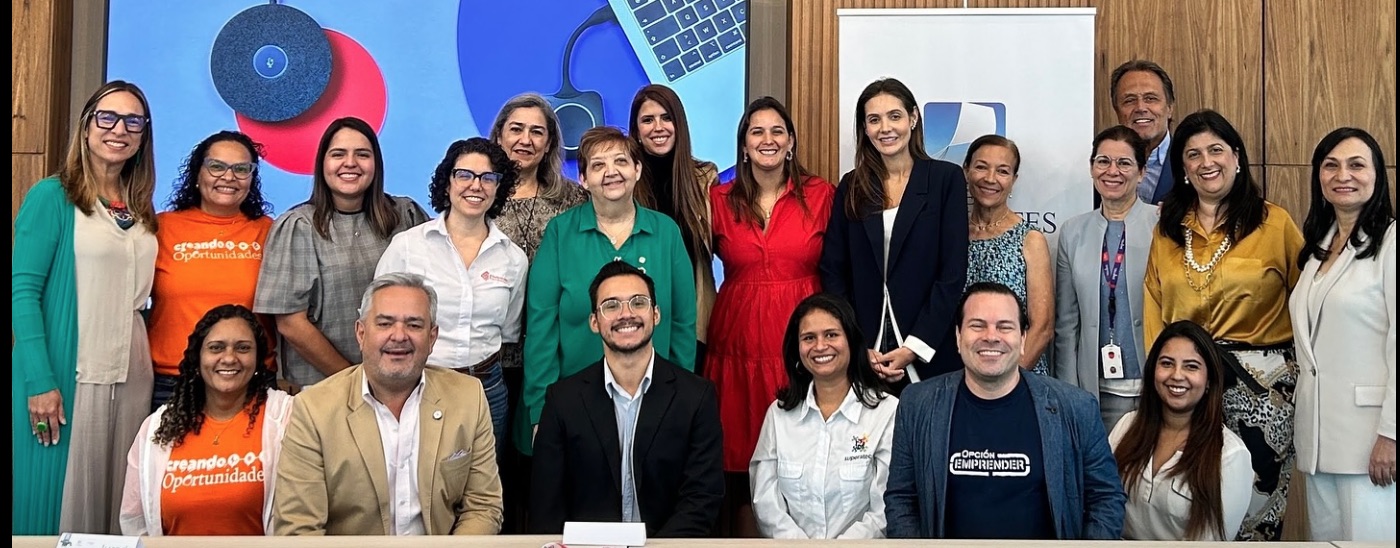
[[480, 271, 509, 284], [851, 434, 869, 453], [171, 239, 263, 262], [948, 449, 1031, 477]]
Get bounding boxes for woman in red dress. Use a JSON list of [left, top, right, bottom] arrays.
[[706, 96, 833, 536]]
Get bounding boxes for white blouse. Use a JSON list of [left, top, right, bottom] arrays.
[[749, 386, 898, 539], [376, 217, 527, 368], [1109, 411, 1254, 541]]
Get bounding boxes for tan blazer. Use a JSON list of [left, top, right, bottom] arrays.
[[273, 365, 503, 535]]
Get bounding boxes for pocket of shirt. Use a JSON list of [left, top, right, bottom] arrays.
[[777, 459, 805, 496]]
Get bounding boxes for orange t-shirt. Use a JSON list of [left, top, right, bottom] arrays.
[[149, 209, 275, 376], [160, 407, 267, 535]]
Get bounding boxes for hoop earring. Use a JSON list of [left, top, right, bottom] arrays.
[[785, 150, 793, 161], [1235, 165, 1241, 174]]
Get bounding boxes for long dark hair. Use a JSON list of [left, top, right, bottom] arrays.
[[167, 130, 272, 218], [307, 117, 403, 240], [427, 137, 520, 219], [152, 305, 277, 448], [1159, 110, 1267, 245], [776, 293, 888, 411], [1114, 320, 1228, 540], [629, 84, 712, 263], [60, 80, 158, 232], [846, 78, 931, 220], [1300, 127, 1395, 264], [728, 96, 813, 227]]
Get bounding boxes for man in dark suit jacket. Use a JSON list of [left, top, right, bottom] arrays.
[[529, 261, 723, 538]]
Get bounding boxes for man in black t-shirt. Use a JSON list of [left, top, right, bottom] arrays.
[[884, 282, 1125, 539]]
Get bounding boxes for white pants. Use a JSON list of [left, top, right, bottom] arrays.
[[1306, 472, 1397, 541]]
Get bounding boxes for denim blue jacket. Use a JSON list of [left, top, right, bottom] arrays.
[[884, 369, 1126, 539]]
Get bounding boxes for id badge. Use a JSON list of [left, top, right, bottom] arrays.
[[1101, 343, 1124, 379]]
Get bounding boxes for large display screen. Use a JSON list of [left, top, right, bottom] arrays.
[[106, 0, 749, 214]]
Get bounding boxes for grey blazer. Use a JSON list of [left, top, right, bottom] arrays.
[[1053, 200, 1158, 395]]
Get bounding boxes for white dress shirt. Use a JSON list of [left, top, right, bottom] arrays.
[[362, 371, 427, 535], [1109, 410, 1254, 540], [750, 385, 898, 539], [376, 217, 527, 368], [602, 353, 656, 523]]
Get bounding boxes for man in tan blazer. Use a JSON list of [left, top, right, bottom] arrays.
[[273, 272, 503, 535]]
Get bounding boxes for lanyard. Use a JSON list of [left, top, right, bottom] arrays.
[[1101, 229, 1127, 343]]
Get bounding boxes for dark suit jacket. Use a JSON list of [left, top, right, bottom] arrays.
[[529, 356, 724, 538], [1150, 154, 1176, 204], [819, 158, 969, 378]]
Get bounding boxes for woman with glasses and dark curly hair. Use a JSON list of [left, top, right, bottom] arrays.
[[376, 137, 528, 450], [120, 304, 292, 536], [13, 80, 158, 534], [148, 130, 277, 410]]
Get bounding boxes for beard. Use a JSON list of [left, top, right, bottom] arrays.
[[603, 332, 654, 355]]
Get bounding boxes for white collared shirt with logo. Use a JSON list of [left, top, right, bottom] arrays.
[[361, 371, 427, 535], [376, 217, 528, 368], [750, 386, 899, 539]]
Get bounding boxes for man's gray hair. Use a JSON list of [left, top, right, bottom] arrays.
[[358, 272, 438, 324]]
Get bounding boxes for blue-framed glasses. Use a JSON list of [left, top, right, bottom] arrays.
[[91, 110, 149, 133], [451, 168, 503, 186]]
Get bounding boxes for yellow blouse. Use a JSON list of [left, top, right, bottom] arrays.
[[1144, 202, 1303, 348]]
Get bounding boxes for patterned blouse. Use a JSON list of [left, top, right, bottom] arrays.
[[967, 220, 1049, 375], [495, 180, 588, 369]]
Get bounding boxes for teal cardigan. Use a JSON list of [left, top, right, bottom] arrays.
[[514, 201, 697, 454], [12, 177, 80, 534]]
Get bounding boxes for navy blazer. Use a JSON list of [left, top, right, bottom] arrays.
[[883, 370, 1126, 539], [819, 158, 969, 378], [1150, 155, 1176, 205], [529, 356, 724, 538]]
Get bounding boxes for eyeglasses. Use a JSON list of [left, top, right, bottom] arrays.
[[596, 295, 653, 319], [91, 110, 149, 133], [1092, 155, 1138, 171], [204, 159, 257, 180], [451, 168, 503, 186]]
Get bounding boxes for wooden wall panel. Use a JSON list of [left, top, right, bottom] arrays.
[[12, 0, 57, 154], [1095, 0, 1264, 170], [1264, 0, 1397, 166]]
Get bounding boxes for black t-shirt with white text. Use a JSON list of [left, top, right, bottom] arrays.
[[944, 378, 1056, 539]]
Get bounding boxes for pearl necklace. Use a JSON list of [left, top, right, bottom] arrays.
[[1182, 228, 1232, 293]]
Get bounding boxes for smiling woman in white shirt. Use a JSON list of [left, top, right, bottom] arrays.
[[1109, 320, 1252, 541], [750, 293, 897, 539], [376, 137, 528, 450]]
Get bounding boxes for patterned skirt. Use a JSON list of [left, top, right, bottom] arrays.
[[1219, 342, 1298, 542]]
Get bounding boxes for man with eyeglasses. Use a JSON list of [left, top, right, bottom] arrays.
[[529, 261, 723, 538]]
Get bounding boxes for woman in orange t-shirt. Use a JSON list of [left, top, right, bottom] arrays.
[[120, 304, 292, 536], [148, 131, 276, 410]]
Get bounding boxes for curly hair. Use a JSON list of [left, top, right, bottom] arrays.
[[166, 130, 272, 218], [152, 304, 277, 448], [427, 137, 520, 219]]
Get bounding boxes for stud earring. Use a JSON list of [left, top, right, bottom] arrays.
[[743, 153, 749, 163], [1235, 165, 1241, 174], [1184, 176, 1191, 186]]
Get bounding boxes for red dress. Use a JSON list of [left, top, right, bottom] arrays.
[[705, 176, 834, 472]]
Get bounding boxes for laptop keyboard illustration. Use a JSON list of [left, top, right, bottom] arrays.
[[629, 0, 746, 81]]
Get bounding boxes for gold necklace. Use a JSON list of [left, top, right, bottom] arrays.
[[1182, 228, 1232, 294], [207, 410, 243, 445], [970, 209, 1012, 233]]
